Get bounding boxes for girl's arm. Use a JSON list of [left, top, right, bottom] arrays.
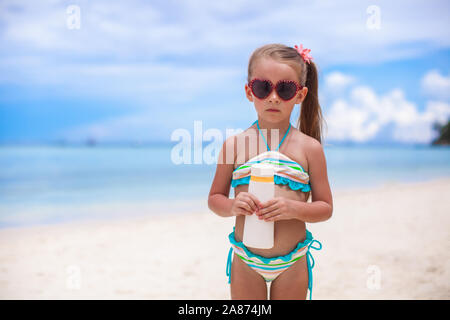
[[291, 138, 333, 223], [207, 136, 236, 217]]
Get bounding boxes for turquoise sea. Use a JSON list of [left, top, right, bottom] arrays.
[[1, 144, 449, 228]]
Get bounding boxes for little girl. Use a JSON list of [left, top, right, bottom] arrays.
[[208, 43, 333, 300]]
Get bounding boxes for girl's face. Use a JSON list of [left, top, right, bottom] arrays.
[[245, 57, 308, 123]]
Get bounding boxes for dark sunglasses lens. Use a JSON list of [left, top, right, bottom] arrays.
[[276, 81, 297, 100], [252, 80, 271, 99]]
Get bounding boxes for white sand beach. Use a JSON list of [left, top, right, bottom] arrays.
[[0, 178, 449, 300]]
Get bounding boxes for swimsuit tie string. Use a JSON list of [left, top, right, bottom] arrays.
[[306, 239, 322, 300], [253, 120, 291, 152], [226, 247, 233, 284]]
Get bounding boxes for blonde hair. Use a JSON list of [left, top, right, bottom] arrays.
[[247, 43, 325, 143]]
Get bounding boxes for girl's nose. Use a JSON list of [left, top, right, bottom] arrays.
[[268, 89, 280, 104]]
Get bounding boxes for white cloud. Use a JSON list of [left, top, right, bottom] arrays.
[[0, 56, 241, 104], [391, 100, 450, 143], [421, 70, 450, 100], [325, 72, 356, 93], [0, 0, 449, 105], [325, 85, 450, 144], [1, 0, 450, 143], [1, 0, 450, 64]]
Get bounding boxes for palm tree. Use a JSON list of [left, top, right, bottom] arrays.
[[432, 120, 450, 145]]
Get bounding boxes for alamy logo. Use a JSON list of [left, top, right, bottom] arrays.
[[366, 265, 381, 290], [170, 121, 283, 165], [66, 265, 82, 290], [66, 5, 81, 30], [366, 5, 381, 30]]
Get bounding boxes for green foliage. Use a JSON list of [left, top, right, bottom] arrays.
[[432, 120, 450, 145]]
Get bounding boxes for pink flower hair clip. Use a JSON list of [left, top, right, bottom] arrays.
[[294, 44, 313, 64]]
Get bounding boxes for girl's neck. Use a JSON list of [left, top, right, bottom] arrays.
[[256, 117, 291, 150], [256, 117, 291, 132]]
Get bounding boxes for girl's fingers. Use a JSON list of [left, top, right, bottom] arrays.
[[238, 201, 253, 215], [237, 200, 249, 210], [260, 208, 277, 220], [258, 202, 277, 216], [245, 197, 257, 212], [247, 193, 262, 210], [264, 212, 281, 221], [262, 207, 285, 221], [259, 198, 276, 209], [239, 208, 249, 216]]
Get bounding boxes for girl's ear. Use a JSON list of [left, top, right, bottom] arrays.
[[295, 87, 308, 104], [245, 84, 254, 102]]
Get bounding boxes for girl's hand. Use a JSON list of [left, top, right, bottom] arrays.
[[256, 197, 298, 222], [230, 192, 262, 217]]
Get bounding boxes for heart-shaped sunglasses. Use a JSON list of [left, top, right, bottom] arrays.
[[248, 78, 303, 101]]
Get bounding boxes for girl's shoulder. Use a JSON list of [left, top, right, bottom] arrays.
[[283, 126, 322, 172], [287, 126, 319, 151]]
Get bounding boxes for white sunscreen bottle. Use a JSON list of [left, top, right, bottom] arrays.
[[243, 163, 275, 249]]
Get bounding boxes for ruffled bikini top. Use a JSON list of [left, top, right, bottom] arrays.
[[231, 120, 311, 193]]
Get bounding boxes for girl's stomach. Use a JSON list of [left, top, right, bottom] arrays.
[[233, 183, 310, 258]]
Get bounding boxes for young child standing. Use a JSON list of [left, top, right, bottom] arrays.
[[208, 43, 333, 300]]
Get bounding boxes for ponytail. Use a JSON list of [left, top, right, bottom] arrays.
[[298, 61, 325, 144]]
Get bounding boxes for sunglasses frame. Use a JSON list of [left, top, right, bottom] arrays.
[[248, 78, 304, 101]]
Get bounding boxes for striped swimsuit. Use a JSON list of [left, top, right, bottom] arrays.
[[226, 120, 322, 300]]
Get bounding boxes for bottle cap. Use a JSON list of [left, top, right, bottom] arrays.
[[250, 163, 275, 177]]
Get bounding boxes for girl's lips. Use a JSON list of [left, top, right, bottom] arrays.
[[266, 109, 280, 112]]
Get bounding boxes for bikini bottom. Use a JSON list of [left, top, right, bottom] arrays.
[[226, 228, 322, 299]]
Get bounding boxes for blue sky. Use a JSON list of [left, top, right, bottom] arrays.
[[0, 0, 449, 145]]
